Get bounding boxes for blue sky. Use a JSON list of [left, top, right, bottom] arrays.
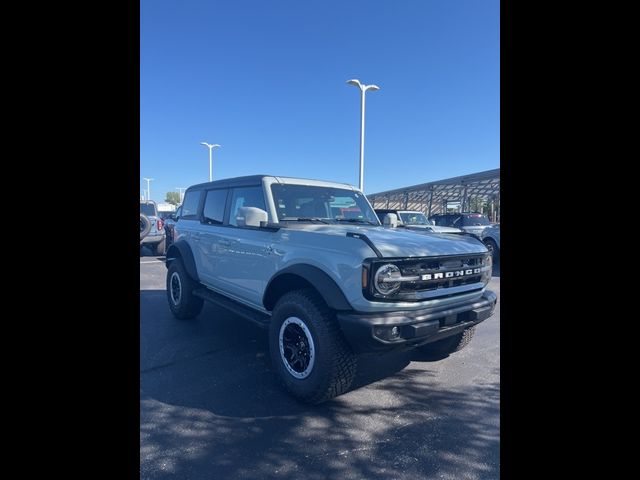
[[141, 0, 499, 202]]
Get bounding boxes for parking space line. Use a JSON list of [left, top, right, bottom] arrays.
[[140, 260, 165, 264]]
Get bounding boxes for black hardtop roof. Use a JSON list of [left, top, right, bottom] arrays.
[[185, 175, 354, 192], [186, 175, 269, 192]]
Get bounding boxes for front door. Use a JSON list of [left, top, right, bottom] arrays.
[[212, 185, 278, 309]]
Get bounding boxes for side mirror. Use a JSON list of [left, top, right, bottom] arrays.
[[237, 207, 268, 227], [383, 213, 398, 228]]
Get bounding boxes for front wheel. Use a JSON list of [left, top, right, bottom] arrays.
[[269, 289, 357, 404]]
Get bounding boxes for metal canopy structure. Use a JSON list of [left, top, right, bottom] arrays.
[[367, 168, 500, 221]]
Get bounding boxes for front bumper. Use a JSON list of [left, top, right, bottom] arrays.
[[337, 290, 497, 353]]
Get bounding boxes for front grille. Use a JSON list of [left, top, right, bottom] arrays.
[[363, 253, 491, 302], [396, 254, 487, 293]]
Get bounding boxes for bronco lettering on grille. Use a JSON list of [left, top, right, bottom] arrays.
[[421, 268, 481, 281]]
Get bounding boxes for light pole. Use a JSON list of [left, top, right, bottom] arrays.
[[143, 178, 154, 201], [175, 187, 186, 203], [200, 142, 221, 182], [346, 79, 380, 193]]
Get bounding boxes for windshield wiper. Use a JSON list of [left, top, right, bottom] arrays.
[[334, 218, 378, 225], [281, 217, 331, 224]]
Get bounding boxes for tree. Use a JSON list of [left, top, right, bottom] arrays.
[[165, 191, 181, 205]]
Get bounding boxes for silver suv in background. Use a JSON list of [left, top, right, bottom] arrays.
[[165, 175, 496, 403], [375, 209, 463, 234], [429, 212, 493, 238], [140, 201, 166, 255]]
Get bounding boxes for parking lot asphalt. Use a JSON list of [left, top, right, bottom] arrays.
[[140, 255, 500, 480]]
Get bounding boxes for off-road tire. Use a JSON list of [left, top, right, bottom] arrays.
[[166, 259, 203, 319], [269, 289, 357, 404], [417, 327, 476, 357], [140, 214, 152, 241]]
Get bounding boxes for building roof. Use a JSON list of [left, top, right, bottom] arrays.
[[367, 168, 500, 214]]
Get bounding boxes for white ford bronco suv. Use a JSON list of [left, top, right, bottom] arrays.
[[165, 175, 497, 403]]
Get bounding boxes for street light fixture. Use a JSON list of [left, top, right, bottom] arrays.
[[200, 142, 221, 182], [346, 78, 380, 193], [143, 178, 154, 201]]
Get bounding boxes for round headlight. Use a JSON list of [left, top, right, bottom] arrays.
[[374, 264, 402, 295]]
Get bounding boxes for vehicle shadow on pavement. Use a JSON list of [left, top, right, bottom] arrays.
[[140, 290, 500, 480]]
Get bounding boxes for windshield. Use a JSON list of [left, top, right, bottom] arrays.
[[461, 214, 491, 226], [398, 212, 429, 225], [140, 203, 157, 216], [271, 184, 380, 225]]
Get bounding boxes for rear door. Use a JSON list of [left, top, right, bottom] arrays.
[[193, 188, 229, 288]]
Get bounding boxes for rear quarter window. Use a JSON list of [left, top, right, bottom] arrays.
[[180, 190, 202, 219]]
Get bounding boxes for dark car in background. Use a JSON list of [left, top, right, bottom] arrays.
[[429, 212, 493, 238], [163, 206, 181, 252]]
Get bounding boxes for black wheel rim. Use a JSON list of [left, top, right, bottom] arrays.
[[170, 272, 182, 305], [279, 317, 315, 379]]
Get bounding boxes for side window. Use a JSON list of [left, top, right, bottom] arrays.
[[202, 189, 228, 225], [451, 216, 461, 227], [229, 186, 267, 226], [180, 190, 201, 219]]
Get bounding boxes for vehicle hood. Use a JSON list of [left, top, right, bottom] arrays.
[[286, 224, 487, 257]]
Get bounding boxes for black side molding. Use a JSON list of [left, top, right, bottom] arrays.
[[263, 264, 353, 311], [165, 240, 199, 281], [193, 288, 271, 329], [346, 232, 383, 258]]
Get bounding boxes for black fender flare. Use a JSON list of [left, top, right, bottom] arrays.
[[263, 264, 352, 311], [165, 240, 199, 281]]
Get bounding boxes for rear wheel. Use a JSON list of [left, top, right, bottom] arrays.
[[417, 327, 476, 357], [269, 289, 357, 404], [166, 259, 203, 319]]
